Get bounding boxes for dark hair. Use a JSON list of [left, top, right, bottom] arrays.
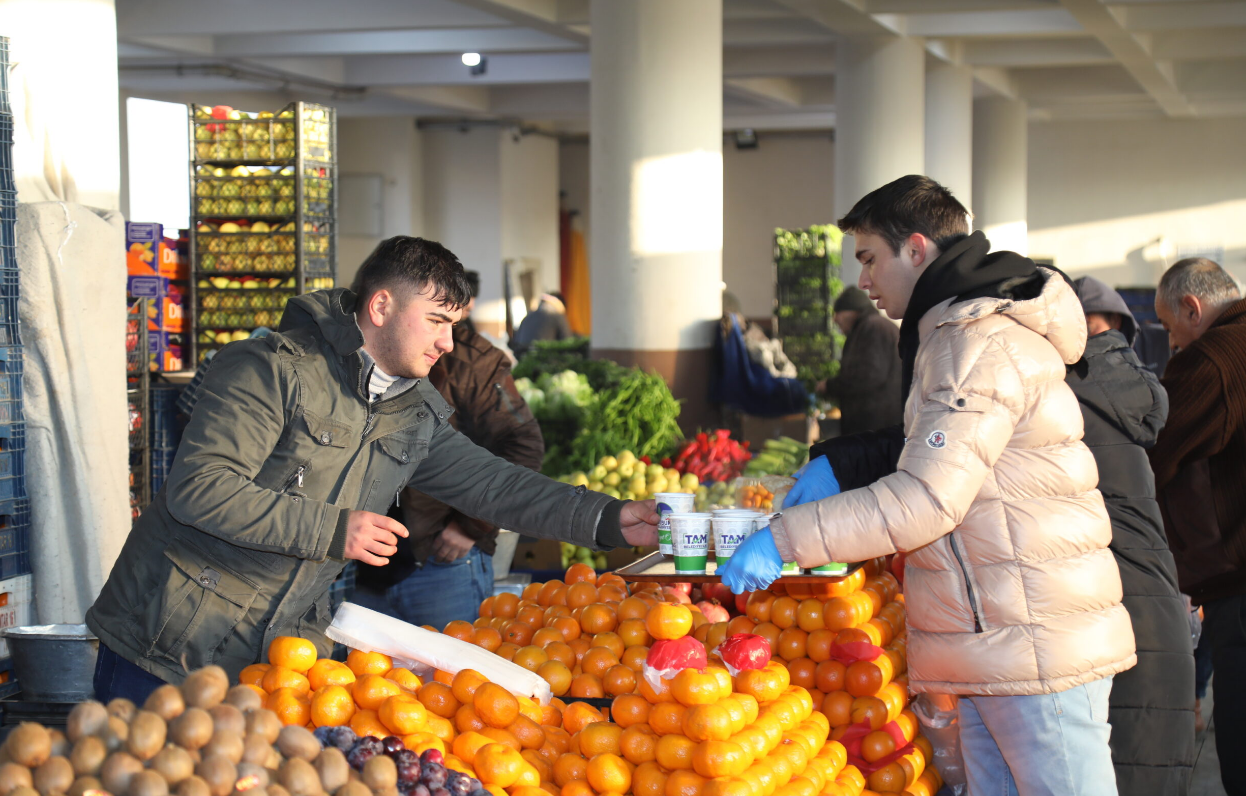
[[837, 175, 971, 254], [353, 236, 472, 310], [463, 270, 480, 299]]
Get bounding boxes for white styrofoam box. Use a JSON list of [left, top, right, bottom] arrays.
[[0, 574, 33, 659]]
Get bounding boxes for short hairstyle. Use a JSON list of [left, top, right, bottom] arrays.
[[353, 236, 472, 310], [837, 175, 972, 254], [463, 270, 480, 299], [1158, 258, 1240, 313]]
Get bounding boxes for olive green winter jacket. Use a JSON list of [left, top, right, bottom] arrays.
[[87, 289, 622, 684]]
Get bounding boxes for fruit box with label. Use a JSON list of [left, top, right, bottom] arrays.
[[0, 574, 32, 659], [127, 275, 186, 334], [149, 331, 184, 372], [126, 222, 188, 281]]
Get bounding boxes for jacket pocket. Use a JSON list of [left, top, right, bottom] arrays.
[[303, 409, 351, 448], [947, 533, 984, 633], [144, 543, 260, 671]]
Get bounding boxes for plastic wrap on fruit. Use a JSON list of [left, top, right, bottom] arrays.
[[716, 633, 771, 676], [642, 636, 707, 691]]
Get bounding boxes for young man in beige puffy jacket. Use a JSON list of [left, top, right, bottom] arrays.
[[720, 176, 1136, 796]]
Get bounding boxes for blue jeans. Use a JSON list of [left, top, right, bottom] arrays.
[[385, 552, 493, 630], [94, 643, 168, 704], [958, 676, 1117, 796]]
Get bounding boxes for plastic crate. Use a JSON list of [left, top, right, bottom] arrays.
[[150, 384, 185, 452], [1117, 286, 1159, 325], [328, 562, 356, 611], [0, 274, 15, 347], [151, 447, 176, 495], [0, 575, 33, 661], [0, 38, 9, 115]]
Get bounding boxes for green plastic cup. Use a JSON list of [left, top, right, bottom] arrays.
[[806, 563, 850, 576], [669, 513, 712, 574]]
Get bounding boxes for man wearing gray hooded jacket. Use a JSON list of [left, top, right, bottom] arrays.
[[1067, 275, 1195, 795]]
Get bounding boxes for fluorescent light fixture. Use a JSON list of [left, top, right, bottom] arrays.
[[461, 52, 482, 66]]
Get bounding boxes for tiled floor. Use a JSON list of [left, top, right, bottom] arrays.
[[1191, 682, 1227, 796]]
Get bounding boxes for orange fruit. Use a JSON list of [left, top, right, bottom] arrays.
[[565, 562, 597, 584], [539, 661, 573, 697], [496, 642, 521, 661], [268, 637, 318, 674], [703, 777, 753, 796], [503, 620, 537, 647], [649, 702, 689, 736], [456, 704, 489, 734], [350, 708, 390, 738], [545, 641, 577, 668], [769, 597, 799, 630], [533, 627, 566, 647], [353, 673, 403, 711], [604, 665, 638, 696], [815, 661, 847, 694], [745, 593, 776, 623], [239, 663, 270, 688], [310, 685, 357, 727], [562, 702, 604, 734], [538, 580, 566, 606], [845, 657, 892, 698], [434, 669, 455, 685], [445, 620, 478, 642], [672, 669, 721, 706], [508, 715, 546, 751], [347, 649, 393, 677], [618, 596, 650, 621], [718, 698, 747, 735], [582, 647, 620, 678], [553, 753, 588, 787], [267, 687, 311, 726], [578, 722, 623, 757], [307, 659, 354, 691], [591, 632, 627, 659], [786, 658, 817, 691], [586, 753, 632, 794], [480, 596, 496, 618], [622, 645, 650, 673], [480, 726, 522, 751], [866, 762, 904, 793], [850, 697, 888, 731], [859, 730, 896, 764], [475, 682, 521, 728], [655, 734, 696, 771], [417, 681, 462, 719], [751, 622, 781, 651], [380, 693, 429, 735], [611, 694, 652, 729], [552, 616, 583, 643], [262, 666, 311, 697], [633, 761, 669, 796], [665, 769, 707, 796], [821, 598, 857, 632], [567, 583, 599, 610], [404, 731, 447, 756], [518, 604, 547, 628], [477, 743, 527, 787], [646, 604, 694, 640], [513, 646, 550, 674], [569, 673, 605, 699], [581, 604, 619, 635], [683, 704, 732, 742], [619, 724, 658, 765], [382, 667, 421, 691], [561, 781, 594, 796], [451, 668, 490, 704], [494, 592, 521, 619], [776, 628, 808, 661], [806, 630, 836, 664], [726, 615, 757, 638], [454, 731, 495, 765], [639, 671, 676, 704], [820, 692, 855, 727], [692, 740, 748, 779]]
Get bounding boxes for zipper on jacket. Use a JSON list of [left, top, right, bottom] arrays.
[[948, 534, 984, 633], [496, 382, 526, 424], [283, 464, 308, 492]]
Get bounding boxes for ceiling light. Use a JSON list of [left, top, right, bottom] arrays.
[[461, 53, 481, 67], [734, 129, 758, 150]]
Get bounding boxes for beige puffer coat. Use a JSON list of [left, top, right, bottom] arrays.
[[770, 268, 1137, 696]]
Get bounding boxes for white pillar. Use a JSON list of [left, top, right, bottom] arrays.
[[590, 0, 722, 426], [924, 61, 974, 209], [834, 36, 925, 287], [972, 97, 1028, 255]]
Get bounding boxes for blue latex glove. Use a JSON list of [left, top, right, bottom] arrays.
[[784, 455, 840, 508], [719, 528, 784, 594]]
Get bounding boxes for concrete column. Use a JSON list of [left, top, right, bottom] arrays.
[[590, 0, 723, 428], [924, 61, 974, 209], [834, 36, 925, 287], [972, 97, 1028, 254]]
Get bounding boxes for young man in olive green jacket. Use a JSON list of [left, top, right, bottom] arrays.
[[87, 237, 658, 698]]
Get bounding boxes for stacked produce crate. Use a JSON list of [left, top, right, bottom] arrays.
[[0, 36, 33, 699], [188, 102, 337, 364], [126, 299, 151, 518], [148, 383, 185, 495], [773, 225, 845, 387]]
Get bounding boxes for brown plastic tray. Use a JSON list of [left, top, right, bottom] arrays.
[[615, 552, 862, 584]]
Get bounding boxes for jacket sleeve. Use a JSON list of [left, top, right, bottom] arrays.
[[408, 419, 619, 550], [164, 340, 347, 560], [809, 425, 905, 491], [823, 319, 897, 404], [1149, 349, 1230, 491], [772, 333, 1026, 565]]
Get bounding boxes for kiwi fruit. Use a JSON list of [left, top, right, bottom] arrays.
[[45, 733, 69, 761], [207, 706, 245, 737], [101, 716, 129, 753], [107, 699, 137, 724], [266, 785, 292, 796], [10, 787, 38, 796], [6, 724, 53, 769], [181, 668, 229, 710], [150, 746, 194, 786], [129, 770, 171, 796], [100, 752, 144, 795], [126, 711, 167, 762], [65, 703, 108, 746], [67, 776, 102, 796], [312, 748, 348, 794], [234, 762, 270, 791], [277, 759, 318, 796], [200, 730, 243, 765], [275, 728, 317, 763], [168, 709, 214, 752], [0, 762, 34, 795], [194, 755, 236, 796], [224, 686, 262, 713], [244, 712, 281, 746], [240, 735, 273, 768], [68, 738, 105, 778], [361, 756, 396, 791], [33, 756, 74, 795], [337, 783, 370, 796], [144, 686, 187, 722], [375, 787, 401, 796], [174, 775, 210, 796]]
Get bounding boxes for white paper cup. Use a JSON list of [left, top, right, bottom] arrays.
[[712, 516, 756, 567], [669, 513, 712, 574], [655, 492, 696, 555]]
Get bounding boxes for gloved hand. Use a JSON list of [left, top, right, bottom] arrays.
[[784, 455, 840, 508], [719, 528, 784, 594]]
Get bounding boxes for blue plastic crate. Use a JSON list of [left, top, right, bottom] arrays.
[[0, 659, 18, 701], [0, 525, 26, 558], [0, 274, 18, 346], [0, 347, 22, 428], [0, 547, 28, 579], [151, 447, 176, 495], [328, 562, 357, 611], [0, 40, 8, 115], [150, 384, 185, 452]]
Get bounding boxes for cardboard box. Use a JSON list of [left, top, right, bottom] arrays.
[[127, 275, 186, 334], [0, 574, 33, 659], [149, 331, 185, 373], [127, 222, 188, 281]]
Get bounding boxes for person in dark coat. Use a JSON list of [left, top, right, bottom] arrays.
[[816, 287, 903, 435], [511, 292, 573, 358], [1068, 275, 1196, 795]]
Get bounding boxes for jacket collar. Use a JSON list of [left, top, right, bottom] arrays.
[[1210, 298, 1246, 330]]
